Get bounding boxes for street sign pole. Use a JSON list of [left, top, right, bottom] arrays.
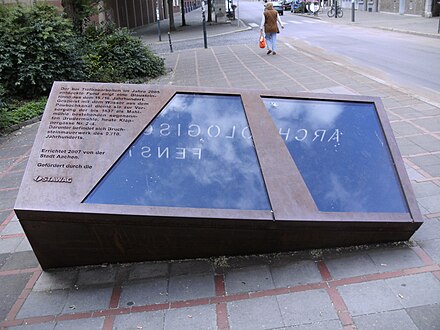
[[237, 0, 240, 27]]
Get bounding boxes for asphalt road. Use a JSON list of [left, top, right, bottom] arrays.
[[147, 2, 439, 99], [239, 1, 440, 96]]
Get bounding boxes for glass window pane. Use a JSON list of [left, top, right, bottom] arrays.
[[263, 98, 408, 213], [84, 94, 271, 210]]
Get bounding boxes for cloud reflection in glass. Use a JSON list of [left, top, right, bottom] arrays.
[[263, 98, 408, 213], [85, 94, 271, 210]]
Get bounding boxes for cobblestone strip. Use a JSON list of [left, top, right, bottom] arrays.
[[412, 246, 437, 266], [318, 261, 355, 328], [404, 157, 439, 180], [327, 287, 354, 329], [0, 150, 31, 180], [2, 268, 43, 327], [214, 274, 230, 330], [101, 266, 128, 329], [388, 112, 438, 134], [209, 48, 233, 88], [102, 315, 116, 330], [0, 211, 15, 234], [0, 267, 40, 277], [245, 44, 308, 91], [194, 50, 201, 87], [0, 187, 20, 193], [166, 53, 180, 83], [0, 233, 25, 240], [280, 39, 364, 94], [330, 265, 440, 288], [100, 286, 122, 330], [1, 260, 438, 329], [225, 45, 269, 90]]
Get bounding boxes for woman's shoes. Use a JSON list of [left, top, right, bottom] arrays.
[[272, 52, 277, 55], [267, 50, 272, 55]]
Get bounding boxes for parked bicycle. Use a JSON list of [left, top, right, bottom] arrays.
[[327, 3, 343, 17]]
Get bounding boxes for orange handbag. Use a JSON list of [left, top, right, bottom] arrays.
[[259, 33, 266, 49]]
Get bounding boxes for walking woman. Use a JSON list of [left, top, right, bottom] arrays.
[[260, 2, 284, 55]]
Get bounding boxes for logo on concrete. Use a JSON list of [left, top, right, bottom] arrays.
[[33, 176, 73, 183]]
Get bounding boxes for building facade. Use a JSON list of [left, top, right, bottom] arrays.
[[2, 0, 438, 25], [324, 0, 438, 16]]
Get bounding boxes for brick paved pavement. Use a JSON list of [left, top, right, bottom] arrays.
[[1, 4, 439, 329]]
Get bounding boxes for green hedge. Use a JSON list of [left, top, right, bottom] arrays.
[[0, 4, 166, 132], [83, 24, 165, 83], [0, 97, 47, 131], [0, 4, 84, 98]]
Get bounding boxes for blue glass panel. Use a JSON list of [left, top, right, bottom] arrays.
[[263, 98, 408, 213], [85, 94, 271, 210]]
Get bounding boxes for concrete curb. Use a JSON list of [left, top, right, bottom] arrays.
[[0, 115, 42, 136], [372, 26, 440, 39], [296, 11, 440, 39], [141, 20, 252, 45]]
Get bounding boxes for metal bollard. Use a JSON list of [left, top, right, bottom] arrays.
[[202, 1, 208, 48], [156, 0, 161, 41], [352, 0, 355, 22], [438, 1, 440, 33], [157, 19, 161, 41], [168, 32, 173, 53]]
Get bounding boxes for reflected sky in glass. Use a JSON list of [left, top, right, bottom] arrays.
[[263, 98, 408, 213], [85, 94, 271, 210]]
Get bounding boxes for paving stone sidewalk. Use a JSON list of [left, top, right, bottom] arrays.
[[310, 7, 440, 38], [1, 8, 440, 330]]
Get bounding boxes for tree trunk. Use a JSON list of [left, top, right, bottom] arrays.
[[167, 0, 176, 31], [61, 0, 100, 34], [61, 0, 81, 32], [207, 0, 212, 22], [180, 0, 186, 26]]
